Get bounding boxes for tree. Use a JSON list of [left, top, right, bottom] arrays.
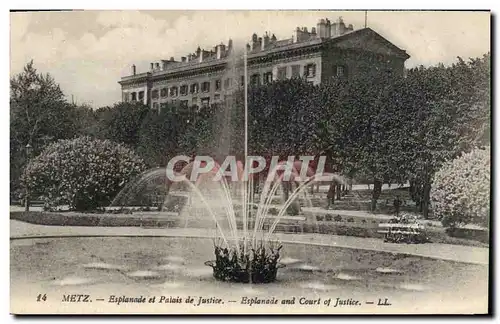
[[10, 61, 77, 199], [431, 146, 490, 228], [137, 109, 184, 167], [95, 101, 149, 148]]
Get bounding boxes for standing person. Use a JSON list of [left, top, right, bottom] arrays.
[[326, 183, 335, 209], [393, 195, 402, 218]]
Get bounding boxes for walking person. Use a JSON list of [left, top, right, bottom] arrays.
[[326, 183, 335, 209], [393, 195, 402, 218]]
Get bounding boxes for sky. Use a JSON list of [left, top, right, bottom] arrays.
[[10, 10, 490, 108]]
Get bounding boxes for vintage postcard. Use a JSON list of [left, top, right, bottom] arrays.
[[9, 10, 491, 315]]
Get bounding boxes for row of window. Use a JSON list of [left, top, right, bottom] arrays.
[[248, 63, 319, 87], [151, 79, 226, 100], [128, 64, 346, 103], [128, 91, 145, 102], [151, 94, 223, 112]]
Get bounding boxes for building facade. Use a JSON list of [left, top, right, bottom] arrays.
[[119, 17, 410, 113]]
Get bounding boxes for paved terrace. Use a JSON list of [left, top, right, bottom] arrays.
[[10, 220, 488, 265]]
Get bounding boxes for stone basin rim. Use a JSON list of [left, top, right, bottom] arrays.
[[10, 233, 488, 266]]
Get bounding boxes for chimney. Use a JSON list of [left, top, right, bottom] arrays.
[[293, 27, 301, 43], [331, 22, 338, 37], [181, 56, 186, 63], [271, 33, 277, 42], [170, 57, 175, 62], [155, 62, 160, 70], [216, 43, 226, 59], [311, 27, 316, 35], [325, 19, 331, 38], [228, 38, 233, 52], [338, 17, 346, 35], [199, 50, 209, 63], [131, 64, 136, 75], [257, 37, 262, 50], [150, 63, 154, 71], [347, 24, 354, 32], [262, 32, 270, 50], [316, 19, 326, 38]]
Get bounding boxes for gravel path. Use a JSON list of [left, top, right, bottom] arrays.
[[10, 220, 488, 265]]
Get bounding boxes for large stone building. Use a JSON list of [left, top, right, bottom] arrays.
[[119, 17, 410, 113]]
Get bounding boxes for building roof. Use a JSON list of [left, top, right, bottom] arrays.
[[120, 27, 409, 84]]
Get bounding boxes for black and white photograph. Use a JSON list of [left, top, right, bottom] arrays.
[[9, 9, 491, 315]]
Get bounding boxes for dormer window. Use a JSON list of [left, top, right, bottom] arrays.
[[160, 88, 168, 97]]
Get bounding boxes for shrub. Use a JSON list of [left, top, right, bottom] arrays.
[[347, 217, 355, 223], [334, 214, 343, 222], [431, 147, 490, 228], [316, 215, 324, 221], [22, 136, 146, 211], [325, 214, 332, 221]]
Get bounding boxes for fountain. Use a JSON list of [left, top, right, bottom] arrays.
[[111, 43, 343, 284]]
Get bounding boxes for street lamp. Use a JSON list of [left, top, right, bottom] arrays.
[[25, 143, 33, 212]]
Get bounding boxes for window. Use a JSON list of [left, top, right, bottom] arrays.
[[160, 102, 168, 113], [138, 91, 145, 101], [160, 88, 168, 97], [277, 67, 287, 80], [201, 81, 210, 92], [190, 83, 199, 94], [152, 89, 159, 99], [201, 97, 210, 108], [180, 85, 188, 96], [224, 78, 231, 89], [263, 72, 273, 85], [305, 64, 316, 78], [170, 86, 178, 97], [215, 79, 222, 91], [152, 102, 158, 110], [336, 65, 345, 77], [214, 94, 221, 101], [251, 74, 260, 86], [291, 65, 301, 78], [123, 93, 129, 102], [180, 100, 189, 109], [131, 92, 137, 101]]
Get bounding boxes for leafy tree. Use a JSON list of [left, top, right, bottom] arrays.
[[137, 109, 184, 167], [10, 61, 77, 199], [95, 101, 149, 148]]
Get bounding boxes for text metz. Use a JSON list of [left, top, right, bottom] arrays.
[[62, 294, 91, 302]]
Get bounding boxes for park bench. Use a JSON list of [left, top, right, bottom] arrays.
[[377, 223, 428, 244]]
